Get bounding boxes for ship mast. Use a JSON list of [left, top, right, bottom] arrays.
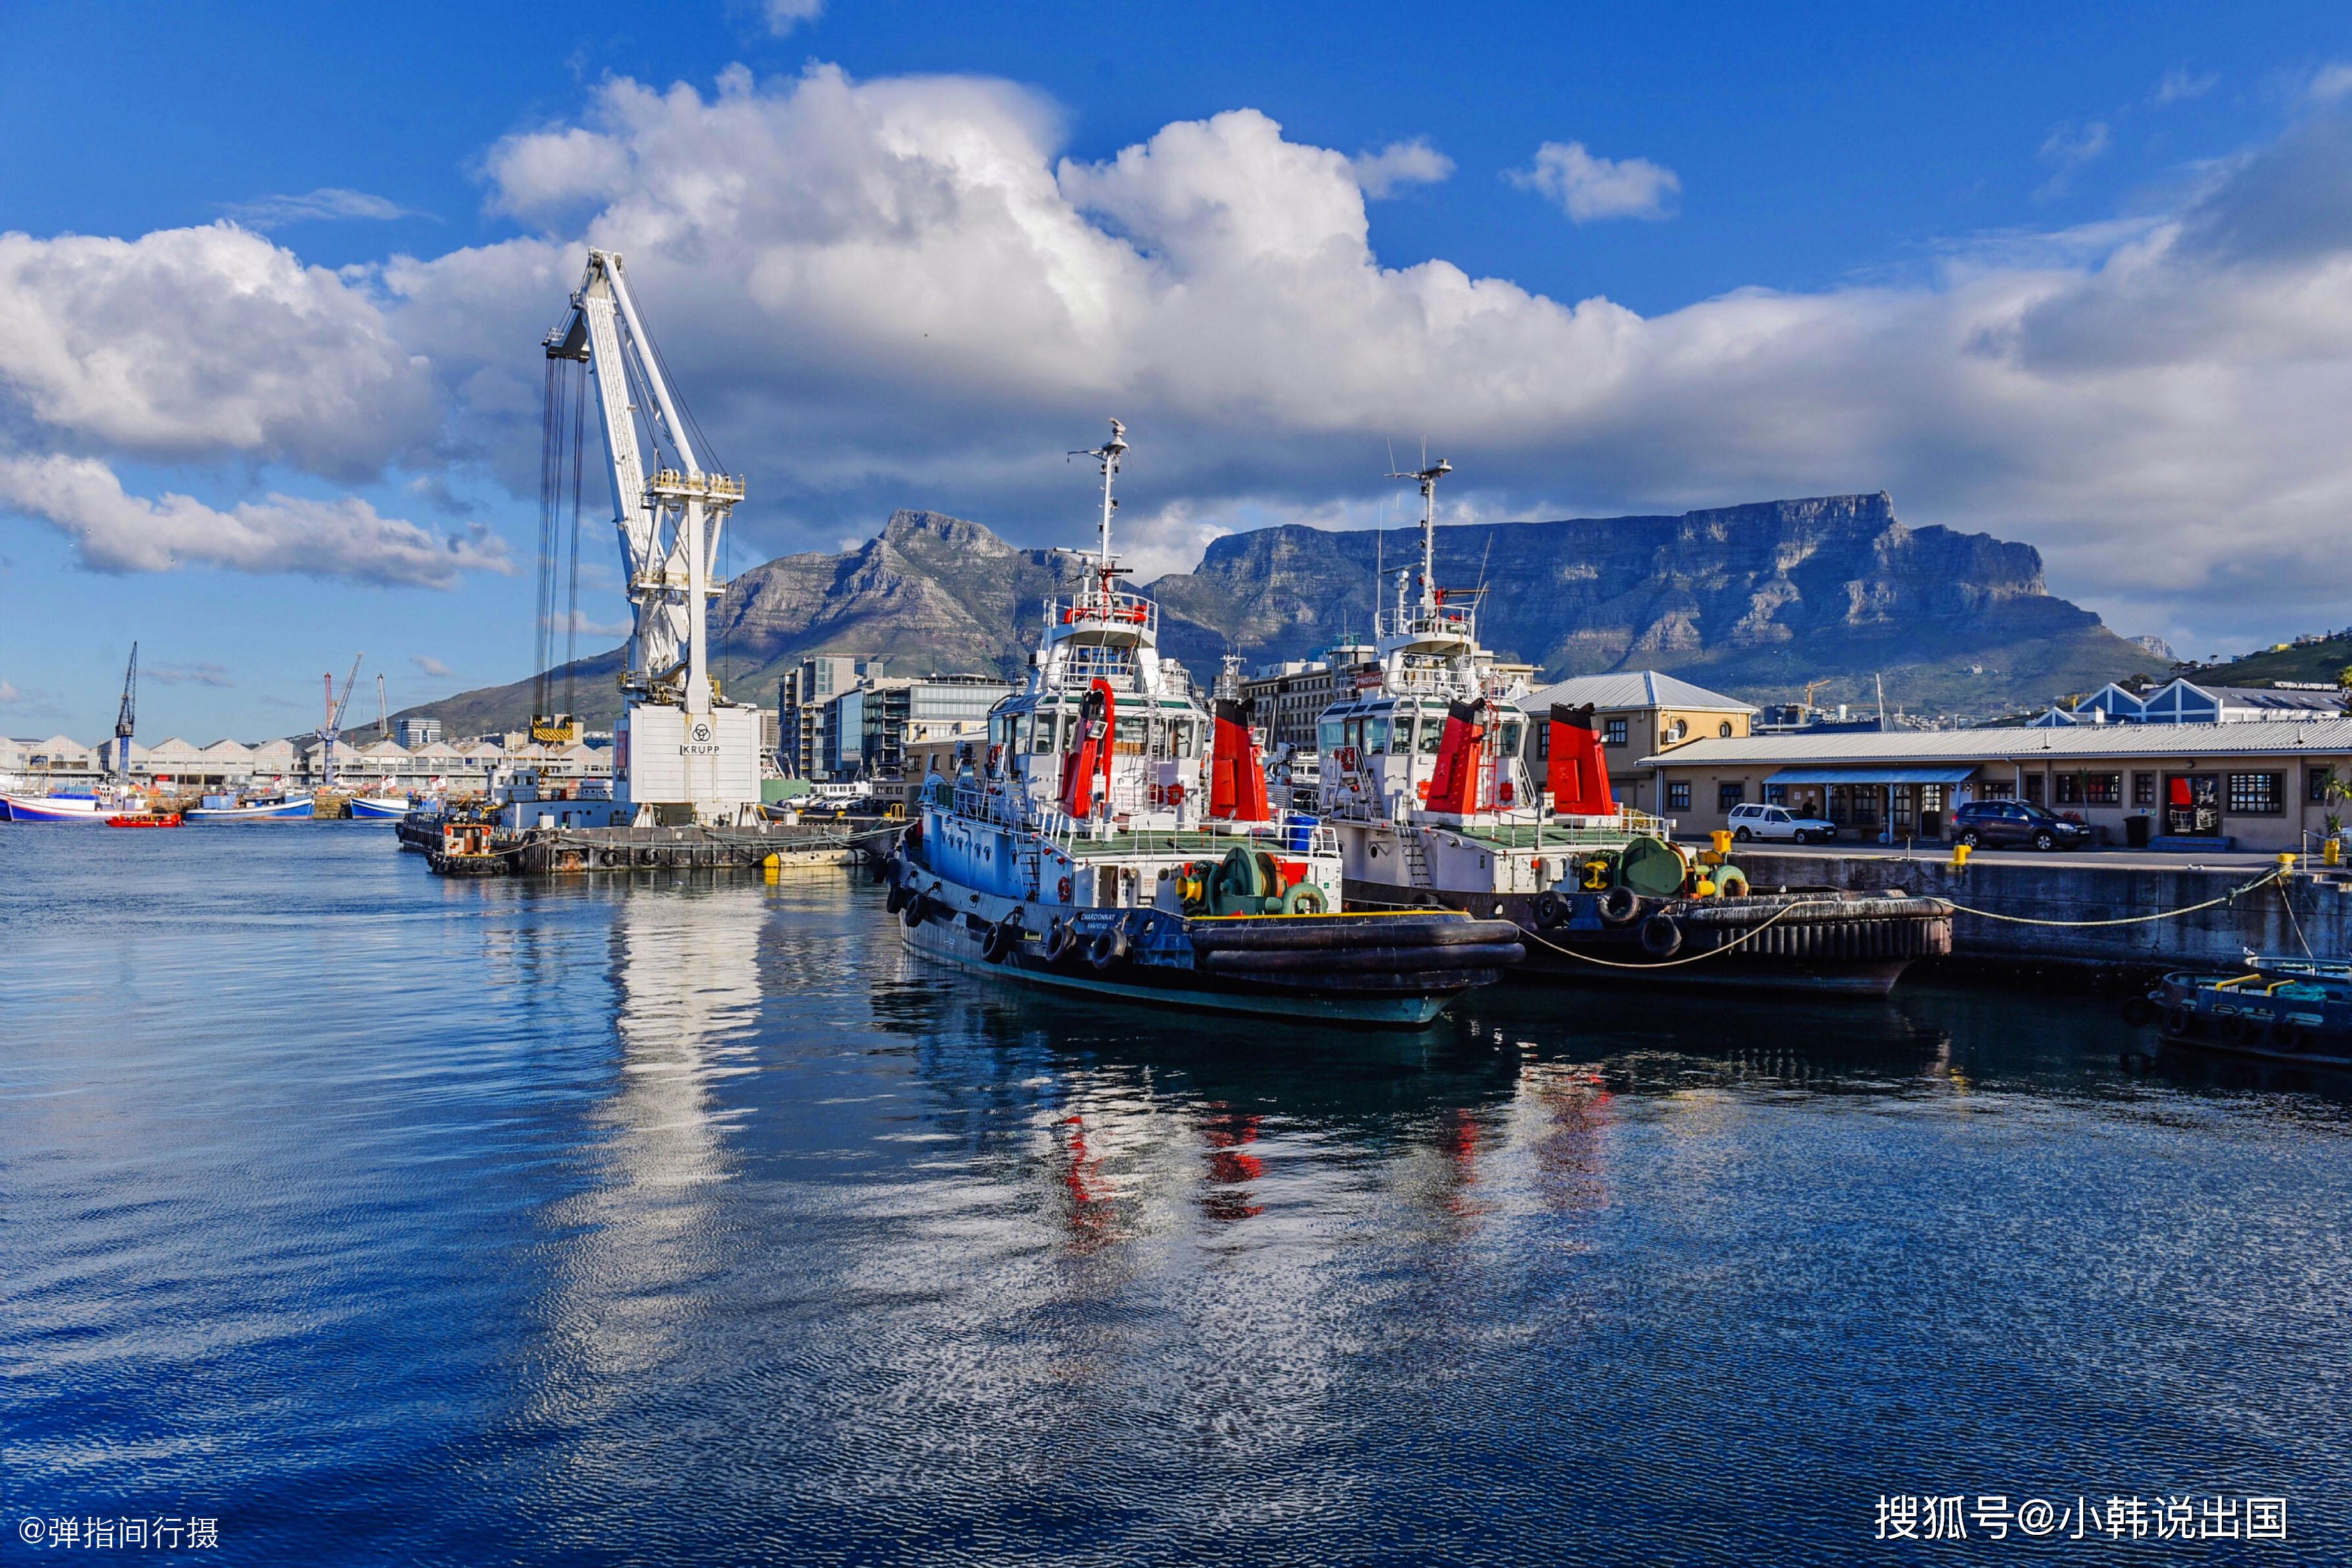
[[1072, 418, 1127, 611], [1387, 457, 1451, 621]]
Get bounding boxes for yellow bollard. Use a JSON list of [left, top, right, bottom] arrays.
[[1711, 829, 1733, 857], [1949, 842, 1972, 870], [2278, 851, 2298, 876], [2329, 838, 2343, 868]]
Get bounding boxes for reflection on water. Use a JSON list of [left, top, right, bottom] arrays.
[[5, 832, 2351, 1565]]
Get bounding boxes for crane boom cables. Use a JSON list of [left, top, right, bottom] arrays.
[[535, 353, 590, 737]]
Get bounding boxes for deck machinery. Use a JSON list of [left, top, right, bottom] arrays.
[[545, 251, 761, 826]]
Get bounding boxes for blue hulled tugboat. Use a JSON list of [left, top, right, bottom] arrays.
[[886, 422, 1522, 1025]]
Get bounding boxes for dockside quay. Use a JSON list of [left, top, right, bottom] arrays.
[[1638, 717, 2352, 854]]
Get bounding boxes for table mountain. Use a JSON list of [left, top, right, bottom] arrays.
[[399, 494, 2159, 736]]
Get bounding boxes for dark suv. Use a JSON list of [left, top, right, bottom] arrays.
[[1950, 800, 2092, 851]]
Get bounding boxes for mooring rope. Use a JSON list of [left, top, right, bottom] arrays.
[[1518, 896, 1851, 969], [1930, 865, 2286, 927]]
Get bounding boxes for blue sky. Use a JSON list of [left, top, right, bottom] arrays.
[[4, 1, 2351, 738]]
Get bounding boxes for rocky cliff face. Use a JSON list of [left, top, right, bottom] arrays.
[[404, 496, 2159, 734]]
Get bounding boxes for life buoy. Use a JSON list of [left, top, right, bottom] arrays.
[[1596, 886, 1640, 925], [1087, 927, 1131, 970], [1531, 890, 1570, 929], [1638, 912, 1683, 959], [1057, 875, 1073, 903], [1166, 781, 1184, 805], [1281, 881, 1327, 914]]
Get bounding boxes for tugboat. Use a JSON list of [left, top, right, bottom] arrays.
[[2135, 957, 2352, 1069], [885, 422, 1523, 1025], [1312, 458, 1951, 995]]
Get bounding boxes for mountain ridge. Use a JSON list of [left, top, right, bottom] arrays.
[[396, 495, 2161, 736]]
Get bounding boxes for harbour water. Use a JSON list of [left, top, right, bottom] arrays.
[[7, 829, 2349, 1564]]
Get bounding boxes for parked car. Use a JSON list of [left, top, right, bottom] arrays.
[[1727, 802, 1840, 844], [1950, 800, 2092, 851]]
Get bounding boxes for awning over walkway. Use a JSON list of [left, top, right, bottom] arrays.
[[1764, 765, 1978, 786]]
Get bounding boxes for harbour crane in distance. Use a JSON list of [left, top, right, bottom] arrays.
[[544, 249, 759, 824], [318, 655, 363, 792], [111, 641, 138, 782]]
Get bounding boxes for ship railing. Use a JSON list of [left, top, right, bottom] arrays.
[[1046, 645, 1138, 688], [1047, 591, 1157, 635]]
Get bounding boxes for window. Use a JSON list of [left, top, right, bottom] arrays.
[[1419, 715, 1443, 754], [1665, 718, 1689, 743], [1717, 781, 1745, 811], [1496, 720, 1522, 757], [1890, 784, 1915, 830], [1604, 718, 1629, 747], [1718, 720, 1734, 738], [2055, 773, 2122, 805], [2133, 771, 2156, 807], [1666, 780, 1691, 811], [1980, 779, 2015, 800], [2310, 767, 2337, 804], [2023, 775, 2045, 805], [1364, 714, 1391, 754], [1318, 718, 1344, 753], [1764, 783, 1787, 806], [2227, 772, 2284, 815], [1030, 713, 1057, 753]]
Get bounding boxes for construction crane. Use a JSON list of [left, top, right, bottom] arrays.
[[317, 655, 362, 791], [544, 250, 759, 824], [110, 641, 137, 781]]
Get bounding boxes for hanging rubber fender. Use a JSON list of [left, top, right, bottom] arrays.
[[635, 846, 659, 868], [901, 892, 928, 929], [1281, 880, 1328, 915], [2118, 996, 2157, 1028], [1714, 866, 1750, 898], [885, 883, 911, 916], [599, 847, 626, 868], [1531, 889, 1570, 929], [1596, 886, 1640, 925], [1042, 918, 1079, 963], [1638, 911, 1683, 959], [2227, 1012, 2265, 1046], [1057, 875, 1073, 903], [2270, 1016, 2313, 1052], [1087, 926, 1130, 971], [982, 911, 1023, 963], [2160, 1006, 2193, 1038]]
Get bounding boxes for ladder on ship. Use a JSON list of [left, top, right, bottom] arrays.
[[1398, 828, 1434, 890]]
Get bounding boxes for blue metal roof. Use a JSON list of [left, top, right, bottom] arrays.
[[1765, 765, 1979, 786]]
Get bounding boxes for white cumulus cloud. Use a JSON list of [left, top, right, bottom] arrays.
[[763, 0, 824, 38], [0, 453, 510, 588], [1349, 138, 1454, 198], [1508, 139, 1680, 222]]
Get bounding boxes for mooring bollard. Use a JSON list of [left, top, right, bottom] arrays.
[[1949, 842, 1972, 872]]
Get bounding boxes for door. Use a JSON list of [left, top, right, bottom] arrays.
[[2164, 774, 2218, 836]]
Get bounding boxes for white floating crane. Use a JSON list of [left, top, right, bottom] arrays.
[[545, 250, 759, 824]]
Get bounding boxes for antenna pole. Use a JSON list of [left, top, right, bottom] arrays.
[[1385, 455, 1452, 621]]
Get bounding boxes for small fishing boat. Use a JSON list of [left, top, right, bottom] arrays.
[[106, 812, 183, 828], [2132, 957, 2352, 1068], [347, 793, 414, 819], [886, 422, 1521, 1026], [1, 792, 109, 823], [185, 793, 315, 821]]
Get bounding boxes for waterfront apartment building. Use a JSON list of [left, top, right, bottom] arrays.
[[1240, 642, 1377, 754], [1638, 719, 2352, 852], [1522, 671, 1757, 816], [778, 655, 876, 779], [821, 674, 1016, 782], [0, 732, 611, 796]]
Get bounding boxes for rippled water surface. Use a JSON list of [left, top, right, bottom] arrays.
[[6, 827, 2350, 1565]]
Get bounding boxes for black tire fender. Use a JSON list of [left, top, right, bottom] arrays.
[[885, 883, 910, 916], [982, 911, 1024, 963], [2161, 1006, 2193, 1038], [900, 893, 928, 929], [1042, 919, 1079, 963], [2118, 996, 2157, 1028], [1596, 886, 1640, 926], [1087, 926, 1131, 971], [1531, 889, 1570, 929], [1638, 911, 1683, 959]]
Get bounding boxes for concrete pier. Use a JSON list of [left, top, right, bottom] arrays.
[[1733, 847, 2347, 978]]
